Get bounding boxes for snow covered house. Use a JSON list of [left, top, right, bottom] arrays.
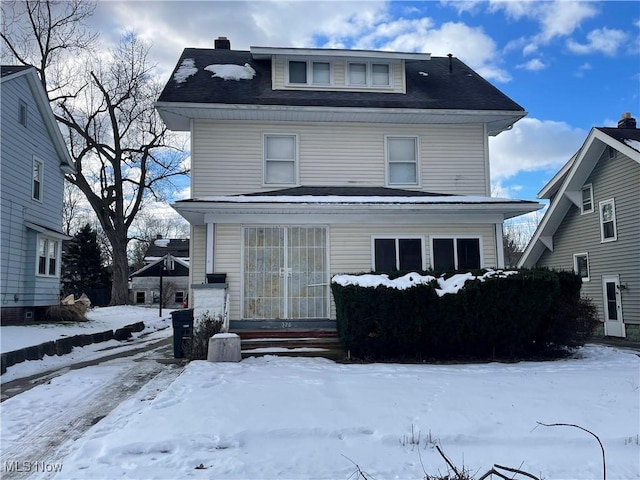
[[155, 37, 541, 330], [519, 114, 640, 339], [1, 66, 75, 324]]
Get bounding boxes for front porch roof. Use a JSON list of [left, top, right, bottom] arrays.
[[172, 186, 542, 225]]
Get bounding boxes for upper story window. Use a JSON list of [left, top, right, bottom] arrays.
[[599, 198, 617, 242], [288, 61, 331, 85], [348, 62, 391, 87], [18, 100, 28, 127], [581, 184, 593, 214], [373, 237, 424, 272], [32, 157, 43, 201], [37, 236, 59, 277], [386, 136, 418, 185], [264, 134, 297, 185]]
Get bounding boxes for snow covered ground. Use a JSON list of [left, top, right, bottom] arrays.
[[3, 344, 634, 480], [1, 306, 174, 383]]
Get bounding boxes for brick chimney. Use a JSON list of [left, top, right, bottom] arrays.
[[215, 36, 231, 50], [617, 112, 636, 129]]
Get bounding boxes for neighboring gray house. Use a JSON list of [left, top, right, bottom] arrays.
[[129, 239, 190, 308], [519, 113, 640, 339], [155, 38, 541, 329], [1, 66, 75, 324]]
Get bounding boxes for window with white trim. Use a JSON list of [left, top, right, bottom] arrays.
[[18, 100, 28, 127], [373, 237, 423, 272], [599, 199, 617, 242], [432, 237, 481, 271], [581, 184, 593, 214], [37, 236, 59, 277], [348, 62, 391, 87], [573, 253, 590, 282], [386, 136, 418, 185], [264, 134, 297, 185], [32, 157, 43, 201], [288, 61, 331, 85]]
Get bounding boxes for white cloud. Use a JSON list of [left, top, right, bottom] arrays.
[[567, 28, 629, 56], [489, 117, 587, 180], [574, 62, 592, 78], [516, 58, 546, 71]]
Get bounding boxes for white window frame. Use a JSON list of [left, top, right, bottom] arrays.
[[599, 198, 617, 242], [36, 235, 60, 278], [32, 157, 43, 202], [263, 133, 298, 186], [347, 61, 392, 88], [581, 184, 593, 214], [385, 135, 419, 186], [174, 291, 185, 304], [371, 236, 426, 271], [573, 252, 590, 282], [429, 235, 484, 271], [18, 100, 28, 127], [286, 60, 332, 86]]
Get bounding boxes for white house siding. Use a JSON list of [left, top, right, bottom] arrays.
[[191, 120, 487, 196], [193, 222, 497, 321], [1, 73, 66, 310], [538, 150, 640, 327]]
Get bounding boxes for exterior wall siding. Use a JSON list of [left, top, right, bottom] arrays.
[[538, 150, 640, 326], [190, 222, 497, 321], [192, 120, 487, 197], [1, 74, 67, 311]]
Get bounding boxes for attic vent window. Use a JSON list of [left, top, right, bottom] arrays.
[[18, 100, 27, 127], [205, 63, 256, 81]]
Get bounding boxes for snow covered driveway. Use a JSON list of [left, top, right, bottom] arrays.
[[1, 341, 183, 480], [15, 345, 637, 480]]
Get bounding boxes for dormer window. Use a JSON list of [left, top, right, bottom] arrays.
[[348, 62, 391, 87], [288, 61, 331, 85]]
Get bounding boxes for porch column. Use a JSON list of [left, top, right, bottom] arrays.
[[495, 222, 505, 268], [206, 223, 215, 274]]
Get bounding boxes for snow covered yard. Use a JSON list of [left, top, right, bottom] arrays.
[[32, 345, 639, 480]]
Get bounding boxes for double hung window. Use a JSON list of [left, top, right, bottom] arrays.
[[573, 253, 590, 281], [386, 136, 418, 185], [599, 199, 617, 242], [581, 184, 593, 214], [264, 134, 297, 185], [37, 236, 59, 277], [32, 157, 43, 201]]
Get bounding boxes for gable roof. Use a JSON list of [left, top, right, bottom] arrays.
[[130, 254, 190, 278], [156, 47, 525, 136], [0, 65, 75, 174], [144, 238, 190, 260], [519, 126, 640, 267]]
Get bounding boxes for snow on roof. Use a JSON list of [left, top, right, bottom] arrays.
[[174, 58, 197, 84], [624, 138, 640, 152], [204, 63, 256, 81], [332, 270, 517, 296], [192, 194, 528, 204], [154, 238, 171, 247]]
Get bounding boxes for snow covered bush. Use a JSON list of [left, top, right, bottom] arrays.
[[331, 269, 597, 361]]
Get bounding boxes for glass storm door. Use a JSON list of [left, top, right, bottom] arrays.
[[243, 227, 327, 320], [602, 275, 625, 338]]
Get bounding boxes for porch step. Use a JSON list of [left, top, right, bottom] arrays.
[[235, 329, 346, 361]]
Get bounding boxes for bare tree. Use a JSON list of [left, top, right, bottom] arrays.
[[2, 1, 189, 304]]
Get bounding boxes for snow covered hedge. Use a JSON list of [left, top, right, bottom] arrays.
[[331, 269, 598, 360]]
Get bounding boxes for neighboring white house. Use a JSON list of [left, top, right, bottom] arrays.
[[1, 66, 75, 324], [155, 38, 541, 330], [519, 113, 640, 340]]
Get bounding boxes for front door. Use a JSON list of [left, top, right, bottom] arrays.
[[602, 275, 625, 338], [243, 226, 328, 321]]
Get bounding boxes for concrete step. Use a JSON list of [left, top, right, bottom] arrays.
[[235, 330, 345, 360]]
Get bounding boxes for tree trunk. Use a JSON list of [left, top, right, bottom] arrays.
[[110, 241, 130, 305]]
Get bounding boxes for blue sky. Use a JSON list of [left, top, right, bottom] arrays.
[[92, 0, 639, 207]]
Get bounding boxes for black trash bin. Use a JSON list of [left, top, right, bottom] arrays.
[[171, 309, 194, 358]]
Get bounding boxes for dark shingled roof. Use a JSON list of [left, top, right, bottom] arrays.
[[144, 238, 190, 259], [158, 49, 524, 112], [596, 127, 640, 144], [241, 186, 454, 197], [1, 65, 34, 79]]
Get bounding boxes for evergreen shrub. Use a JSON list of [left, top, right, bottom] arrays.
[[331, 269, 595, 361]]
